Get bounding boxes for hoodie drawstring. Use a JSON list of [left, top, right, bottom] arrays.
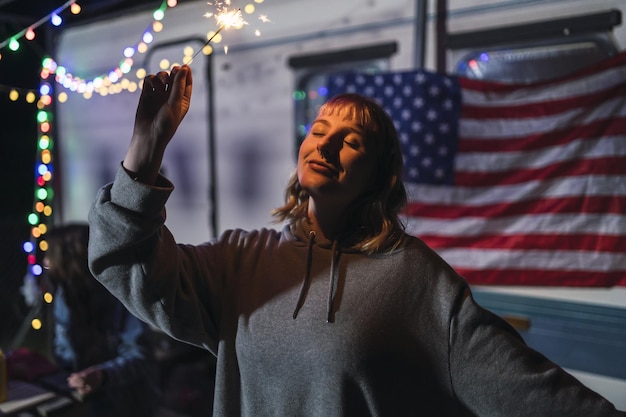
[[326, 240, 340, 323], [293, 231, 316, 319], [292, 230, 342, 323]]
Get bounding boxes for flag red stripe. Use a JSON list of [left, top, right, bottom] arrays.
[[455, 156, 626, 186], [458, 117, 626, 152], [420, 233, 625, 253], [459, 268, 626, 286], [461, 84, 626, 119], [405, 195, 626, 219]]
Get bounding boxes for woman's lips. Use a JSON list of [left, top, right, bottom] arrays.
[[308, 160, 339, 177]]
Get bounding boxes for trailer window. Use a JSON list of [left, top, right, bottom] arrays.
[[447, 10, 621, 83], [453, 34, 618, 83]]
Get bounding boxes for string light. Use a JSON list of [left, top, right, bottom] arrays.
[[3, 1, 271, 103], [16, 0, 269, 332], [42, 0, 179, 102], [19, 0, 180, 332], [0, 0, 78, 51], [3, 1, 269, 102], [21, 73, 57, 329]]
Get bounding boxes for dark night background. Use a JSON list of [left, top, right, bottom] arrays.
[[1, 7, 222, 413], [0, 0, 180, 351]]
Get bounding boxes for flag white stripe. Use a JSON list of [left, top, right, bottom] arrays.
[[456, 135, 626, 173], [460, 97, 626, 139], [461, 66, 626, 107], [406, 176, 626, 205], [403, 213, 626, 237], [433, 247, 626, 272]]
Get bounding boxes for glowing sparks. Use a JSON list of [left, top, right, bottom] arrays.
[[190, 1, 271, 61], [204, 7, 247, 30]]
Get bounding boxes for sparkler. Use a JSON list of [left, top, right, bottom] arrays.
[[188, 1, 271, 63], [189, 6, 246, 62], [189, 24, 225, 61]]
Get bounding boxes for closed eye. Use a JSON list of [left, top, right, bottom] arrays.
[[344, 140, 361, 149]]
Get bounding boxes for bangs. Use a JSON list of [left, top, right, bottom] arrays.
[[318, 95, 379, 135]]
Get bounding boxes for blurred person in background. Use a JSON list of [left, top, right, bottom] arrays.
[[44, 223, 159, 417]]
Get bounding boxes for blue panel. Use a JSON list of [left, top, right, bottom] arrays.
[[472, 290, 626, 380]]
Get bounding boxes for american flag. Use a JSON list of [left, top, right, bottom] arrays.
[[327, 52, 626, 286]]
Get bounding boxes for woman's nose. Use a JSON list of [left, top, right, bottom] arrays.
[[316, 132, 341, 156]]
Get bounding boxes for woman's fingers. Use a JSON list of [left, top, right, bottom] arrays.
[[167, 65, 193, 114]]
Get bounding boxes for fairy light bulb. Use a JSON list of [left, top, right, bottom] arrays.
[[39, 136, 50, 150], [202, 45, 213, 56], [9, 38, 19, 51], [23, 241, 34, 253], [31, 319, 42, 330], [40, 84, 51, 96], [153, 9, 165, 21], [25, 28, 36, 41], [31, 264, 43, 275], [51, 13, 62, 27], [142, 32, 154, 44], [28, 213, 39, 226]]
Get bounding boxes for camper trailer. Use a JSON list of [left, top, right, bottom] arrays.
[[39, 0, 626, 410]]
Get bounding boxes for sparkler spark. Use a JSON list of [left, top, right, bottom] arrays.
[[188, 1, 271, 62], [214, 7, 247, 29], [190, 7, 245, 62]]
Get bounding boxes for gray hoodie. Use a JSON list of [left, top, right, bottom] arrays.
[[88, 167, 624, 417]]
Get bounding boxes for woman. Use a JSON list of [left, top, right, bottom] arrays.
[[45, 223, 159, 417], [88, 65, 624, 416]]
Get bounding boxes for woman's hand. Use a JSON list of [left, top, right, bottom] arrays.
[[124, 64, 193, 184]]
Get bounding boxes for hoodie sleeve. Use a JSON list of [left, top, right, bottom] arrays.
[[88, 166, 222, 354], [448, 286, 625, 417]]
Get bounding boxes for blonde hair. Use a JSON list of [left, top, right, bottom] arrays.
[[273, 93, 407, 253]]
